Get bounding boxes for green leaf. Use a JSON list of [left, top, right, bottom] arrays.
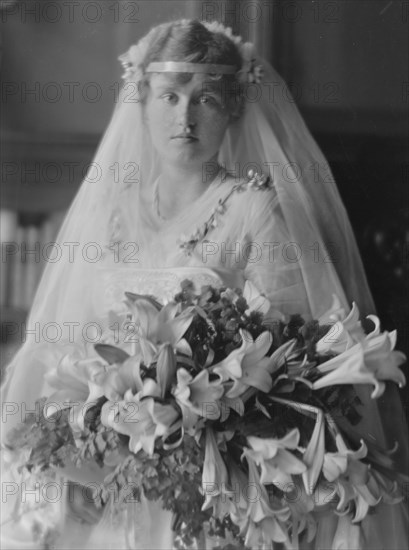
[[94, 344, 130, 364]]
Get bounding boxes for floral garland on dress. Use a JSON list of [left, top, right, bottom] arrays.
[[178, 169, 271, 256]]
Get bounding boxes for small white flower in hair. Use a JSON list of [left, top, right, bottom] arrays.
[[237, 42, 264, 84], [119, 40, 149, 82], [202, 22, 264, 84]]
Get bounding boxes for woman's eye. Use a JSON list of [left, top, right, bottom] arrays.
[[197, 95, 217, 105], [161, 93, 177, 104]]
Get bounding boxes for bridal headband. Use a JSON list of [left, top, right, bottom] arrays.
[[119, 21, 264, 84], [145, 62, 237, 75]]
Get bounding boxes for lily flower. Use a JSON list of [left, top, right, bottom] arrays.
[[226, 457, 250, 515], [361, 331, 406, 391], [314, 328, 406, 398], [368, 469, 404, 506], [97, 355, 143, 402], [201, 427, 236, 516], [301, 408, 325, 495], [242, 280, 271, 315], [323, 451, 348, 484], [44, 352, 107, 430], [331, 514, 362, 550], [317, 301, 365, 354], [336, 471, 380, 523], [268, 397, 325, 495], [316, 299, 406, 395], [212, 329, 275, 398], [316, 320, 357, 355], [318, 294, 348, 325], [125, 294, 195, 363], [244, 430, 306, 489], [323, 434, 364, 483], [98, 309, 136, 356], [173, 368, 224, 435], [284, 482, 317, 547], [312, 344, 384, 397], [238, 456, 290, 548], [155, 343, 177, 398], [101, 388, 179, 456], [317, 300, 386, 356], [325, 435, 385, 522]]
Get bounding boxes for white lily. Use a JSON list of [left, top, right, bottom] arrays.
[[201, 427, 235, 515], [317, 302, 365, 354], [212, 329, 275, 398], [155, 343, 177, 398], [318, 294, 347, 324], [331, 515, 363, 550], [314, 329, 406, 397], [242, 280, 271, 315], [97, 355, 143, 402], [240, 456, 290, 547], [316, 300, 406, 396], [44, 352, 107, 431], [101, 387, 179, 456], [325, 435, 387, 523], [287, 485, 318, 548], [361, 331, 406, 391], [323, 434, 365, 483], [269, 397, 325, 495], [244, 430, 306, 489], [173, 368, 224, 435], [302, 408, 325, 495], [312, 344, 384, 397], [125, 294, 195, 363]]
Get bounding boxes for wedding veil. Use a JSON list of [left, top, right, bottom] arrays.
[[2, 19, 408, 550], [1, 19, 376, 439]]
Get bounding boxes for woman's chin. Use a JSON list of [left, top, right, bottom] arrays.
[[165, 151, 212, 169]]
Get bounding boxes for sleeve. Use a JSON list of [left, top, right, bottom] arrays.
[[242, 187, 349, 319]]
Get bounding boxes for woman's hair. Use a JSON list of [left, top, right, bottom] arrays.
[[139, 20, 245, 119]]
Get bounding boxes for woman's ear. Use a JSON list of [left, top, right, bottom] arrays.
[[228, 101, 244, 123], [226, 90, 245, 123]]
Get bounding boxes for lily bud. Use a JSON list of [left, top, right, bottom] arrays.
[[156, 343, 177, 398]]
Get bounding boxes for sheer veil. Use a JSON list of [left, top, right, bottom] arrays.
[[2, 20, 375, 430], [1, 18, 406, 548]]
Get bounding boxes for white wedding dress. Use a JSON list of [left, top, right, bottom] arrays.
[[1, 174, 408, 549], [2, 15, 407, 546], [0, 175, 339, 547]]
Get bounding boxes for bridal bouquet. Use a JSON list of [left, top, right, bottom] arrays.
[[9, 281, 407, 549]]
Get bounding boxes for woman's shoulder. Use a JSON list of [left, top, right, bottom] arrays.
[[219, 171, 280, 213]]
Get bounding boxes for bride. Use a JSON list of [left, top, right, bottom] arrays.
[[1, 19, 408, 549]]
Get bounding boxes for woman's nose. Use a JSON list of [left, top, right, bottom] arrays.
[[176, 100, 196, 129]]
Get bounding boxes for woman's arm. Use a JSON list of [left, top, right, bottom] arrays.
[[242, 187, 348, 319]]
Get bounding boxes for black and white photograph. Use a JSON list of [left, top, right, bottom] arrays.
[[1, 1, 408, 548]]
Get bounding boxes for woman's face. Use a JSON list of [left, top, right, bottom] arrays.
[[144, 72, 231, 170]]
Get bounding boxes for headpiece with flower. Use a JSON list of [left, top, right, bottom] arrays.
[[118, 21, 264, 85], [202, 21, 264, 84]]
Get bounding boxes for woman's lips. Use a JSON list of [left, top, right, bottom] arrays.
[[171, 133, 198, 141]]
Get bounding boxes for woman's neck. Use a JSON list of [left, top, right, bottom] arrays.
[[155, 159, 221, 219]]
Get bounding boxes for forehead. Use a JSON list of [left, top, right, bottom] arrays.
[[148, 72, 223, 93]]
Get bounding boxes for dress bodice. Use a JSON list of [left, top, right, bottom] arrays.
[[94, 265, 246, 318]]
